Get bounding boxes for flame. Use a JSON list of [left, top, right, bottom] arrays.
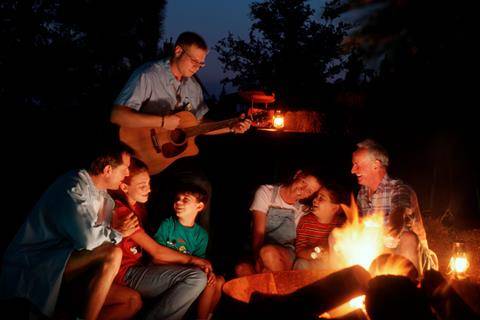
[[369, 253, 418, 281], [349, 295, 366, 309], [320, 197, 422, 318], [330, 196, 415, 279], [272, 111, 284, 128], [449, 256, 469, 274], [330, 197, 384, 270], [321, 295, 366, 318]]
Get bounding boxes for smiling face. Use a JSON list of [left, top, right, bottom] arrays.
[[174, 192, 205, 221], [120, 171, 151, 205], [289, 174, 322, 201], [351, 148, 384, 191], [311, 187, 340, 222]]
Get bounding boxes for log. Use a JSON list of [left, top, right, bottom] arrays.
[[319, 309, 369, 320], [421, 269, 479, 319], [248, 265, 371, 319], [366, 275, 435, 320]]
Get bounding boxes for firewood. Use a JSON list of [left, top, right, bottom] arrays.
[[422, 269, 479, 319], [366, 275, 435, 320], [249, 265, 371, 319]]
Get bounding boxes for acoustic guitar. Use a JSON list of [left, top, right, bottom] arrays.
[[119, 111, 264, 175]]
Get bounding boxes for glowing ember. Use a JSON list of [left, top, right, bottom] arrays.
[[349, 295, 366, 309], [320, 295, 366, 318], [369, 253, 418, 281]]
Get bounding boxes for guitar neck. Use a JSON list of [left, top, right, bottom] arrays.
[[184, 118, 240, 137]]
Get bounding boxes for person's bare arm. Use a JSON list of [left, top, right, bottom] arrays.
[[251, 210, 266, 258], [130, 230, 212, 272], [204, 117, 252, 135], [110, 105, 180, 130]]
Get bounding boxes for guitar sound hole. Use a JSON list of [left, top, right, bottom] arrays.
[[170, 129, 186, 146]]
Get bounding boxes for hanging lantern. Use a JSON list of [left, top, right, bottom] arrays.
[[272, 110, 285, 129]]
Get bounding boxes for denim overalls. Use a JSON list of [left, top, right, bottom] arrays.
[[265, 186, 300, 250]]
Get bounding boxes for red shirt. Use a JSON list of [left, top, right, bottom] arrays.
[[113, 199, 147, 285], [295, 213, 344, 253]]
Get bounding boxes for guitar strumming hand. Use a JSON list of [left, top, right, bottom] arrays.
[[120, 111, 262, 175], [162, 113, 251, 134], [162, 114, 181, 130]]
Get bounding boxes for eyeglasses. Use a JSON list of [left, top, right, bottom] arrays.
[[180, 45, 206, 68]]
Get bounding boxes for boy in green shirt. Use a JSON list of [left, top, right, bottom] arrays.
[[154, 185, 224, 320]]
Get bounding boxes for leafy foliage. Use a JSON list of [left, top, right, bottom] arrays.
[[215, 0, 351, 109], [0, 0, 166, 111]]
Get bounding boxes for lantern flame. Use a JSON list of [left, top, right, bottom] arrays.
[[449, 256, 469, 274], [448, 242, 469, 278], [272, 111, 284, 129]]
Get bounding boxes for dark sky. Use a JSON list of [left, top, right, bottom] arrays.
[[164, 0, 253, 97], [162, 1, 372, 97]]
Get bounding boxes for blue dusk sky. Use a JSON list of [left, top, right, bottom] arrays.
[[163, 1, 355, 97]]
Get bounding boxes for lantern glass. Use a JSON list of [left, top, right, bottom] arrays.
[[449, 241, 469, 278], [272, 110, 284, 129]]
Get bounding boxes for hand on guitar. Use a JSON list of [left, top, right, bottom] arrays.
[[231, 115, 252, 134], [162, 114, 181, 130]]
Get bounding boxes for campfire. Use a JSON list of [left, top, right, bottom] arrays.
[[320, 198, 418, 318], [222, 198, 480, 319]]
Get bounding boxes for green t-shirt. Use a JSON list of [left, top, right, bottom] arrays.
[[154, 216, 208, 258]]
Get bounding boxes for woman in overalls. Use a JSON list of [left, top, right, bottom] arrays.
[[235, 169, 322, 276]]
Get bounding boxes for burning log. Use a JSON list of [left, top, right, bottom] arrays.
[[368, 253, 418, 282], [366, 275, 435, 320], [421, 269, 480, 319], [247, 265, 371, 319], [319, 309, 368, 320]]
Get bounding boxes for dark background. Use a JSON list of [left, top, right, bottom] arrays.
[[1, 0, 479, 277]]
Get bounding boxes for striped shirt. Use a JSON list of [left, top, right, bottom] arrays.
[[295, 213, 344, 253]]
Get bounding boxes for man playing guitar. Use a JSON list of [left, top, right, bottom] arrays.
[[111, 31, 251, 236]]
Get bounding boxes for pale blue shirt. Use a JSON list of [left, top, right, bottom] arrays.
[[114, 59, 209, 119], [0, 170, 121, 317]]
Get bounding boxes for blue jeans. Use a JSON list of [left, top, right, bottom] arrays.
[[124, 265, 207, 320]]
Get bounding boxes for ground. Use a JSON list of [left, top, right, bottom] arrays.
[[424, 216, 480, 282]]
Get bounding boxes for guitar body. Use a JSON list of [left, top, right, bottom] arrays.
[[119, 111, 200, 175]]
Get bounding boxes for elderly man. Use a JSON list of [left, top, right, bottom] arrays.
[[351, 139, 437, 274]]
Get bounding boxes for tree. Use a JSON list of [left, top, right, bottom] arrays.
[[215, 0, 350, 109], [0, 0, 166, 111], [336, 0, 480, 226]]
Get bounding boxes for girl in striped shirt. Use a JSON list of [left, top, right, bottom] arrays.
[[294, 182, 346, 270]]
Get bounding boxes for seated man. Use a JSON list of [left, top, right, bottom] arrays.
[[235, 169, 322, 276], [0, 143, 142, 320], [351, 139, 438, 274]]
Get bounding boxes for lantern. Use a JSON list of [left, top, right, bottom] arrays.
[[272, 110, 284, 129], [449, 241, 469, 278]]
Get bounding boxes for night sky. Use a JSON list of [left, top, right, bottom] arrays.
[[1, 0, 478, 284], [163, 0, 344, 96]]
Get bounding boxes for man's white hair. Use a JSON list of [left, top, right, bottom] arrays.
[[356, 139, 389, 167]]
